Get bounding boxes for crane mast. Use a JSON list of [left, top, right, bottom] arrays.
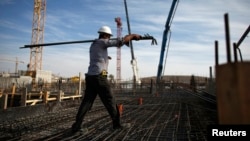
[[115, 17, 122, 83], [26, 0, 46, 89], [29, 0, 46, 72]]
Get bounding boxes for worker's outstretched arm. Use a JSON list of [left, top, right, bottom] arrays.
[[123, 34, 141, 46]]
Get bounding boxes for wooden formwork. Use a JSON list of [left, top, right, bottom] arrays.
[[0, 89, 82, 109], [216, 62, 250, 124], [215, 13, 250, 124]]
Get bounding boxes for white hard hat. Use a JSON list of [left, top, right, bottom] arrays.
[[98, 26, 113, 36]]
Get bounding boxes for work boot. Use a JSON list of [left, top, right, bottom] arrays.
[[71, 122, 82, 133], [71, 122, 89, 135], [113, 124, 123, 130], [113, 119, 123, 130]]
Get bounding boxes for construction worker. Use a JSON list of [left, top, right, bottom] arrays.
[[71, 26, 141, 133]]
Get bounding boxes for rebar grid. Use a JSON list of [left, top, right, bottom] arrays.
[[0, 89, 217, 141]]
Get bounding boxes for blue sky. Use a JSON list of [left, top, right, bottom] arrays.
[[0, 0, 249, 80]]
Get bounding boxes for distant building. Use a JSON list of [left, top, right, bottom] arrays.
[[0, 70, 52, 89], [0, 72, 32, 89], [36, 70, 52, 83]]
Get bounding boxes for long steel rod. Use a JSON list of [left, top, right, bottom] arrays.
[[20, 36, 156, 49], [20, 39, 94, 48]]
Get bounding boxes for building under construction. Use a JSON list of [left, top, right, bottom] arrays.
[[0, 39, 249, 140]]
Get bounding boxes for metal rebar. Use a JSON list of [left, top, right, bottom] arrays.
[[224, 13, 231, 63], [236, 25, 250, 47], [233, 43, 238, 62], [215, 40, 219, 66], [0, 88, 217, 140], [237, 47, 243, 62], [235, 25, 250, 62]]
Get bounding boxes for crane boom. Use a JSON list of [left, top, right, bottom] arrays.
[[157, 0, 179, 84]]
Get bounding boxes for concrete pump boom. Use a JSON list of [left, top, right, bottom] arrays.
[[156, 0, 179, 84]]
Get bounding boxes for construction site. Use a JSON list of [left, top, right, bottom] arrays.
[[0, 0, 249, 140]]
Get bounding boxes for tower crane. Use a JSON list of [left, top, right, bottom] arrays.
[[27, 0, 46, 88], [29, 0, 46, 73], [115, 17, 122, 83]]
